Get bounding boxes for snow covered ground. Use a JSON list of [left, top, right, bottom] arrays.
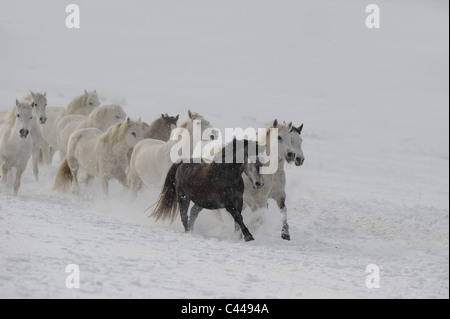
[[0, 0, 448, 298]]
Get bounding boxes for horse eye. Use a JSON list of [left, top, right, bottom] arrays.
[[17, 114, 20, 118], [132, 132, 136, 137], [278, 136, 282, 141], [30, 117, 33, 120]]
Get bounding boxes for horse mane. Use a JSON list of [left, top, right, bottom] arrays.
[[3, 102, 33, 127], [179, 112, 203, 128], [60, 93, 88, 117], [22, 92, 46, 104], [99, 119, 136, 145], [265, 120, 290, 137], [87, 104, 122, 125], [3, 106, 18, 127], [216, 139, 258, 164], [148, 117, 164, 131]]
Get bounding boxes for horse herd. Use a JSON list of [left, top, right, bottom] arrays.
[[0, 90, 305, 241]]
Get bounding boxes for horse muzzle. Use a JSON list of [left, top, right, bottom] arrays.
[[19, 129, 29, 139], [39, 117, 47, 124], [295, 157, 304, 166], [286, 152, 295, 163]]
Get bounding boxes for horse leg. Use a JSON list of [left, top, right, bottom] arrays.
[[49, 146, 57, 165], [226, 199, 254, 242], [31, 133, 40, 181], [40, 139, 51, 166], [130, 174, 142, 200], [67, 156, 80, 195], [276, 196, 290, 241], [188, 204, 203, 232], [99, 175, 109, 198], [234, 222, 243, 240], [116, 170, 129, 189], [178, 189, 190, 232], [1, 161, 10, 185], [13, 165, 26, 196], [82, 173, 94, 185]]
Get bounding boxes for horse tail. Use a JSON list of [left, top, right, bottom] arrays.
[[150, 162, 183, 223], [52, 157, 73, 192]]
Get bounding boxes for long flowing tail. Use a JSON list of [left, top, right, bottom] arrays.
[[150, 162, 182, 223], [52, 157, 73, 192]]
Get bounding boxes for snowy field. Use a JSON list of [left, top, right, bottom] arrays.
[[0, 0, 448, 299]]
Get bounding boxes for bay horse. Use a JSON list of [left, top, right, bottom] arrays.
[[150, 139, 265, 242]]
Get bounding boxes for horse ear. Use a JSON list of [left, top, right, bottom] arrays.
[[43, 92, 47, 97], [175, 115, 180, 122], [16, 99, 20, 107], [161, 113, 165, 119], [30, 91, 35, 98], [188, 110, 193, 119], [288, 122, 293, 131], [127, 117, 131, 123], [298, 124, 304, 134], [273, 119, 278, 128], [84, 89, 88, 96]]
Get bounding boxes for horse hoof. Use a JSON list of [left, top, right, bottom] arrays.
[[244, 235, 255, 242], [281, 233, 291, 241]]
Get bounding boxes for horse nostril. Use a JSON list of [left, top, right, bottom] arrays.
[[255, 182, 261, 187], [288, 152, 295, 158], [20, 129, 29, 137], [210, 135, 215, 140]]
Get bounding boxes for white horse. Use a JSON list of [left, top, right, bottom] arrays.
[[53, 118, 143, 197], [129, 110, 219, 198], [0, 100, 34, 195], [243, 121, 305, 240], [56, 104, 127, 159], [40, 90, 100, 165], [0, 91, 47, 181], [290, 124, 305, 167]]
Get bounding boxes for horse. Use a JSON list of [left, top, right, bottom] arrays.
[[40, 90, 100, 165], [0, 100, 34, 195], [53, 118, 143, 197], [127, 113, 179, 162], [129, 110, 219, 198], [143, 113, 179, 140], [150, 139, 265, 242], [56, 104, 127, 159], [243, 121, 304, 240], [0, 91, 47, 181]]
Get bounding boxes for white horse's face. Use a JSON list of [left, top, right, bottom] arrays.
[[186, 110, 219, 142], [290, 125, 305, 166], [15, 100, 33, 139], [125, 120, 144, 148], [107, 104, 127, 125], [86, 91, 100, 108], [30, 92, 47, 124], [114, 106, 127, 122], [194, 118, 220, 141], [275, 124, 296, 163]]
